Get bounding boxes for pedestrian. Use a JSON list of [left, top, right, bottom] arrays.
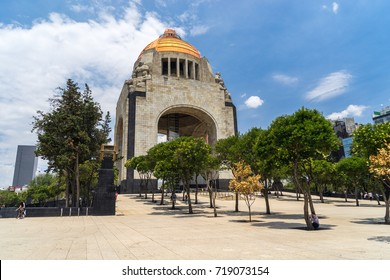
[[16, 202, 24, 219], [310, 213, 319, 230]]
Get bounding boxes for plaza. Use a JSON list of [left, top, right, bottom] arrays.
[[0, 192, 389, 260]]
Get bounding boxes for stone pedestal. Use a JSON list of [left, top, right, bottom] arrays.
[[93, 157, 116, 216]]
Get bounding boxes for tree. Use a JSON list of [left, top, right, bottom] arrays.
[[32, 79, 111, 207], [353, 122, 390, 223], [229, 161, 262, 222], [200, 153, 221, 217], [0, 190, 18, 207], [369, 141, 390, 223], [310, 159, 335, 203], [125, 155, 154, 200], [79, 160, 100, 206], [269, 108, 339, 230], [173, 137, 211, 214], [215, 135, 242, 212], [147, 141, 181, 207], [352, 123, 390, 158], [336, 156, 368, 206], [27, 173, 61, 206]]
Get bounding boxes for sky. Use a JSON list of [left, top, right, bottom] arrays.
[[1, 0, 390, 188]]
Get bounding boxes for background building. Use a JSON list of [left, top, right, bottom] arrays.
[[373, 105, 390, 123], [12, 145, 38, 187], [329, 118, 359, 160], [115, 29, 237, 193]]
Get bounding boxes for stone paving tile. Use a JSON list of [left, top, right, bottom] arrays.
[[0, 192, 390, 260]]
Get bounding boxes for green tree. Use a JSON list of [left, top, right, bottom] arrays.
[[79, 160, 100, 206], [148, 141, 180, 207], [352, 122, 390, 222], [269, 108, 339, 230], [352, 123, 390, 158], [125, 155, 154, 200], [32, 79, 111, 207], [27, 173, 61, 206], [310, 159, 335, 203], [0, 190, 18, 207], [173, 137, 211, 214], [200, 152, 221, 217], [215, 135, 241, 212], [336, 156, 368, 206]]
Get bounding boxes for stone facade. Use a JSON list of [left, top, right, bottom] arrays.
[[115, 29, 237, 193]]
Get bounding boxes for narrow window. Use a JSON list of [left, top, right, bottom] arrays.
[[179, 59, 185, 78], [195, 63, 199, 80], [170, 58, 177, 76], [162, 58, 168, 75], [188, 61, 193, 79]]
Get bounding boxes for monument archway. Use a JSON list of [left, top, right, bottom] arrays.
[[157, 106, 218, 145]]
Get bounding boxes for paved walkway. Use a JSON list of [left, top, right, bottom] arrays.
[[0, 192, 389, 260]]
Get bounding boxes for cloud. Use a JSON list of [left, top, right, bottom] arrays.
[[244, 96, 264, 109], [332, 2, 339, 14], [190, 25, 209, 36], [322, 2, 339, 14], [0, 3, 169, 187], [272, 74, 298, 86], [326, 105, 368, 120], [306, 70, 352, 101]]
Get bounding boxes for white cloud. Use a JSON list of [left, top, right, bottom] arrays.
[[332, 2, 339, 14], [244, 96, 264, 109], [326, 105, 368, 120], [322, 2, 339, 14], [190, 25, 209, 36], [306, 70, 352, 102], [272, 74, 298, 86], [240, 93, 247, 98], [0, 3, 169, 187]]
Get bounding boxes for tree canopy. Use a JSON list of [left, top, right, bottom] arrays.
[[32, 79, 111, 207]]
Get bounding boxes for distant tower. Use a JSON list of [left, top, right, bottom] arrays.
[[115, 29, 237, 193], [12, 145, 38, 187]]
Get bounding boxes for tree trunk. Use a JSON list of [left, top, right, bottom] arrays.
[[385, 199, 390, 224], [195, 175, 199, 204], [160, 180, 165, 205], [235, 191, 239, 212], [213, 181, 217, 217], [185, 180, 193, 214], [208, 188, 213, 208], [304, 193, 314, 230], [75, 153, 80, 208], [264, 180, 271, 214], [248, 204, 252, 222], [319, 189, 324, 203], [354, 186, 359, 206]]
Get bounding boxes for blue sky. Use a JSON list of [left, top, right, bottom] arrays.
[[1, 0, 390, 187]]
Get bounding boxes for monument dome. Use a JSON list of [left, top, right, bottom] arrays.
[[139, 29, 201, 59]]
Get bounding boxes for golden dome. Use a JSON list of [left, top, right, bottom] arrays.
[[140, 29, 201, 59]]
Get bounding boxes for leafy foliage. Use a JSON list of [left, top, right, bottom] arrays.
[[32, 79, 110, 206], [229, 161, 262, 222]]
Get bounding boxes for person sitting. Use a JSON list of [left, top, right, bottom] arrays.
[[310, 213, 319, 229]]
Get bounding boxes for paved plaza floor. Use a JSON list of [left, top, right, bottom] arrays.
[[0, 192, 389, 260]]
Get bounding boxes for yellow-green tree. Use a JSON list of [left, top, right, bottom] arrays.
[[229, 161, 263, 222], [369, 142, 390, 224]]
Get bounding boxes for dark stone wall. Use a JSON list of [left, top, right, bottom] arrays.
[[0, 207, 93, 218]]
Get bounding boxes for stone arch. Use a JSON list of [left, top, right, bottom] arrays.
[[156, 105, 218, 145]]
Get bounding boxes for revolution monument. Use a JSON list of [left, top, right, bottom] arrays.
[[115, 29, 237, 193]]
